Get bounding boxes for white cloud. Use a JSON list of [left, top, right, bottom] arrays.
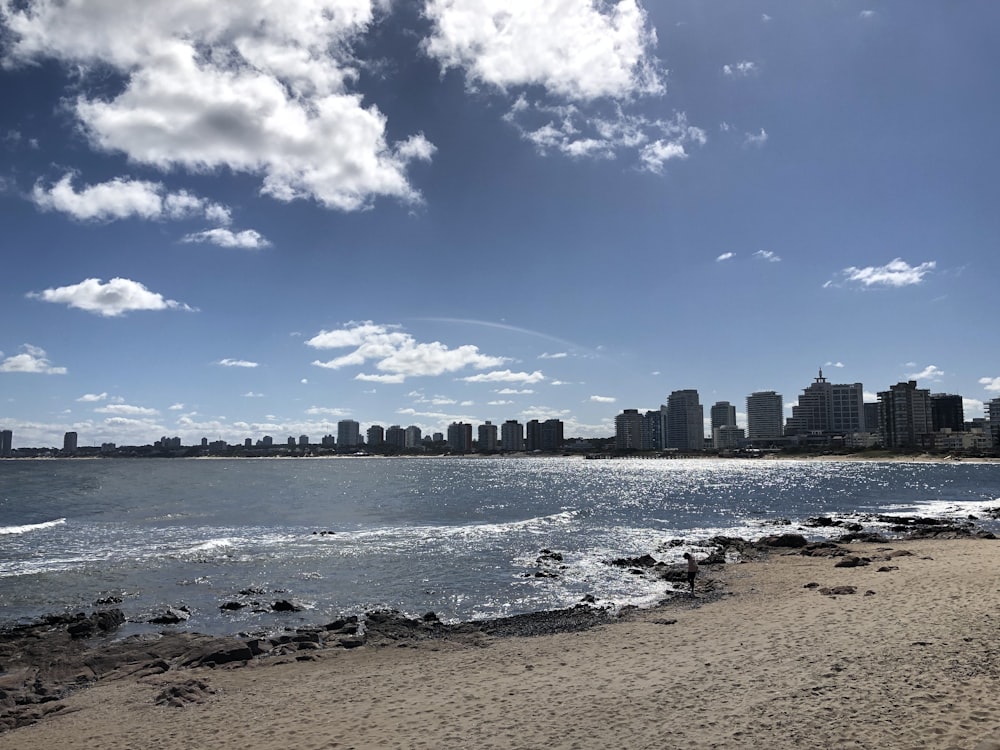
[[0, 344, 67, 374], [723, 61, 757, 78], [217, 358, 259, 368], [461, 370, 545, 384], [243, 392, 265, 398], [860, 10, 876, 19], [762, 14, 773, 22], [31, 174, 230, 223], [716, 252, 735, 262], [744, 128, 768, 148], [308, 321, 507, 381], [182, 228, 271, 249], [837, 258, 936, 288], [305, 406, 351, 417], [77, 392, 108, 402], [3, 1, 434, 212], [497, 388, 534, 395], [28, 277, 194, 316], [423, 0, 663, 101], [169, 403, 185, 410], [824, 361, 845, 369], [979, 377, 1000, 392], [488, 399, 514, 406], [590, 395, 616, 403], [906, 364, 944, 382], [94, 404, 159, 416], [539, 352, 568, 359], [754, 250, 781, 262], [964, 398, 985, 419]]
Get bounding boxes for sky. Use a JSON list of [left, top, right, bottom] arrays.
[[1, 0, 998, 449]]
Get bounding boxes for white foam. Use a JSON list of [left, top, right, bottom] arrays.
[[0, 518, 66, 535]]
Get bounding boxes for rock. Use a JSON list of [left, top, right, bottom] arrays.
[[148, 606, 191, 625], [818, 586, 857, 596], [219, 602, 245, 611], [608, 554, 658, 568], [803, 582, 820, 588], [876, 565, 899, 572], [805, 516, 839, 527], [758, 533, 808, 548], [271, 600, 303, 613], [154, 679, 215, 707], [67, 609, 125, 639], [833, 556, 870, 568]]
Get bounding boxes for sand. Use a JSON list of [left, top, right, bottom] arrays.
[[3, 537, 1000, 750]]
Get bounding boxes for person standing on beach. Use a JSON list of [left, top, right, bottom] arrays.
[[683, 552, 699, 595]]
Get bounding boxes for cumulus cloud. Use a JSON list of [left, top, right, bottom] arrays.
[[0, 344, 67, 374], [461, 370, 545, 384], [217, 358, 259, 368], [834, 258, 936, 288], [28, 277, 194, 316], [307, 321, 508, 382], [2, 1, 434, 212], [31, 174, 231, 223], [182, 228, 270, 249], [978, 377, 1000, 392], [590, 395, 616, 403], [423, 0, 663, 101], [77, 392, 108, 402], [906, 364, 944, 382], [716, 252, 735, 262], [754, 250, 781, 262]]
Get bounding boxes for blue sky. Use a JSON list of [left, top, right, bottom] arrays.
[[1, 0, 998, 448]]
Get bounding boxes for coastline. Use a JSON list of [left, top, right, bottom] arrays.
[[4, 533, 1000, 749]]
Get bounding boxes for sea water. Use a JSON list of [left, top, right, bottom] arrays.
[[2, 456, 998, 635]]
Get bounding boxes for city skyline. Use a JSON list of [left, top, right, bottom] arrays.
[[2, 2, 999, 449]]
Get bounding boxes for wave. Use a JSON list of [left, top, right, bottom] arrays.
[[0, 518, 67, 535]]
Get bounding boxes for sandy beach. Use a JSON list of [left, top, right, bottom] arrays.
[[3, 536, 1000, 750]]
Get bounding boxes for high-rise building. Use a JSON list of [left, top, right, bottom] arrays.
[[785, 370, 865, 436], [447, 422, 473, 452], [615, 409, 645, 451], [366, 425, 384, 447], [746, 391, 784, 442], [931, 394, 965, 432], [501, 420, 524, 451], [666, 390, 704, 450], [63, 431, 78, 453], [0, 429, 12, 457], [986, 398, 1000, 447], [644, 407, 667, 450], [477, 421, 498, 452], [864, 402, 880, 433], [298, 435, 309, 447], [878, 381, 932, 449], [404, 425, 423, 449], [539, 419, 564, 452], [713, 425, 745, 450], [710, 402, 737, 433], [337, 419, 360, 447], [385, 425, 406, 449]]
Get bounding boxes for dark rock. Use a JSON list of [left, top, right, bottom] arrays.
[[148, 606, 191, 625], [803, 582, 820, 588], [154, 679, 215, 707], [876, 566, 899, 572], [271, 600, 303, 613], [839, 531, 889, 544], [818, 586, 857, 596], [758, 533, 808, 548], [219, 602, 245, 611], [833, 556, 870, 568], [608, 554, 659, 568], [805, 516, 839, 527]]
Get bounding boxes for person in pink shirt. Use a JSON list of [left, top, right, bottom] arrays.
[[683, 552, 699, 596]]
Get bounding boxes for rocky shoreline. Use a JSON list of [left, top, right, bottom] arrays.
[[2, 512, 996, 734]]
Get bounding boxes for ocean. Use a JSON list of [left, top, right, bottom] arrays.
[[2, 456, 999, 636]]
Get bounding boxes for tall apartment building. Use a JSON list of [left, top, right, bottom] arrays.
[[501, 420, 524, 451], [746, 391, 784, 442], [447, 422, 473, 452], [615, 409, 645, 451], [63, 431, 78, 453], [665, 390, 704, 450], [385, 425, 405, 449], [644, 407, 667, 450], [878, 381, 931, 449], [337, 419, 361, 447], [366, 425, 384, 447], [987, 398, 1000, 447], [930, 394, 965, 432], [477, 422, 498, 452], [864, 402, 880, 434], [0, 429, 11, 457], [404, 425, 423, 449], [710, 401, 737, 433], [785, 370, 865, 436], [526, 419, 564, 452]]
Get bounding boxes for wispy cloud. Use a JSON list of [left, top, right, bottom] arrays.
[[28, 277, 195, 317], [754, 250, 781, 263], [217, 358, 259, 368], [716, 252, 735, 262], [744, 128, 769, 148], [94, 403, 159, 416], [590, 395, 616, 403], [461, 370, 546, 384], [831, 258, 936, 289], [723, 61, 758, 78], [539, 352, 568, 359], [182, 228, 270, 249]]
